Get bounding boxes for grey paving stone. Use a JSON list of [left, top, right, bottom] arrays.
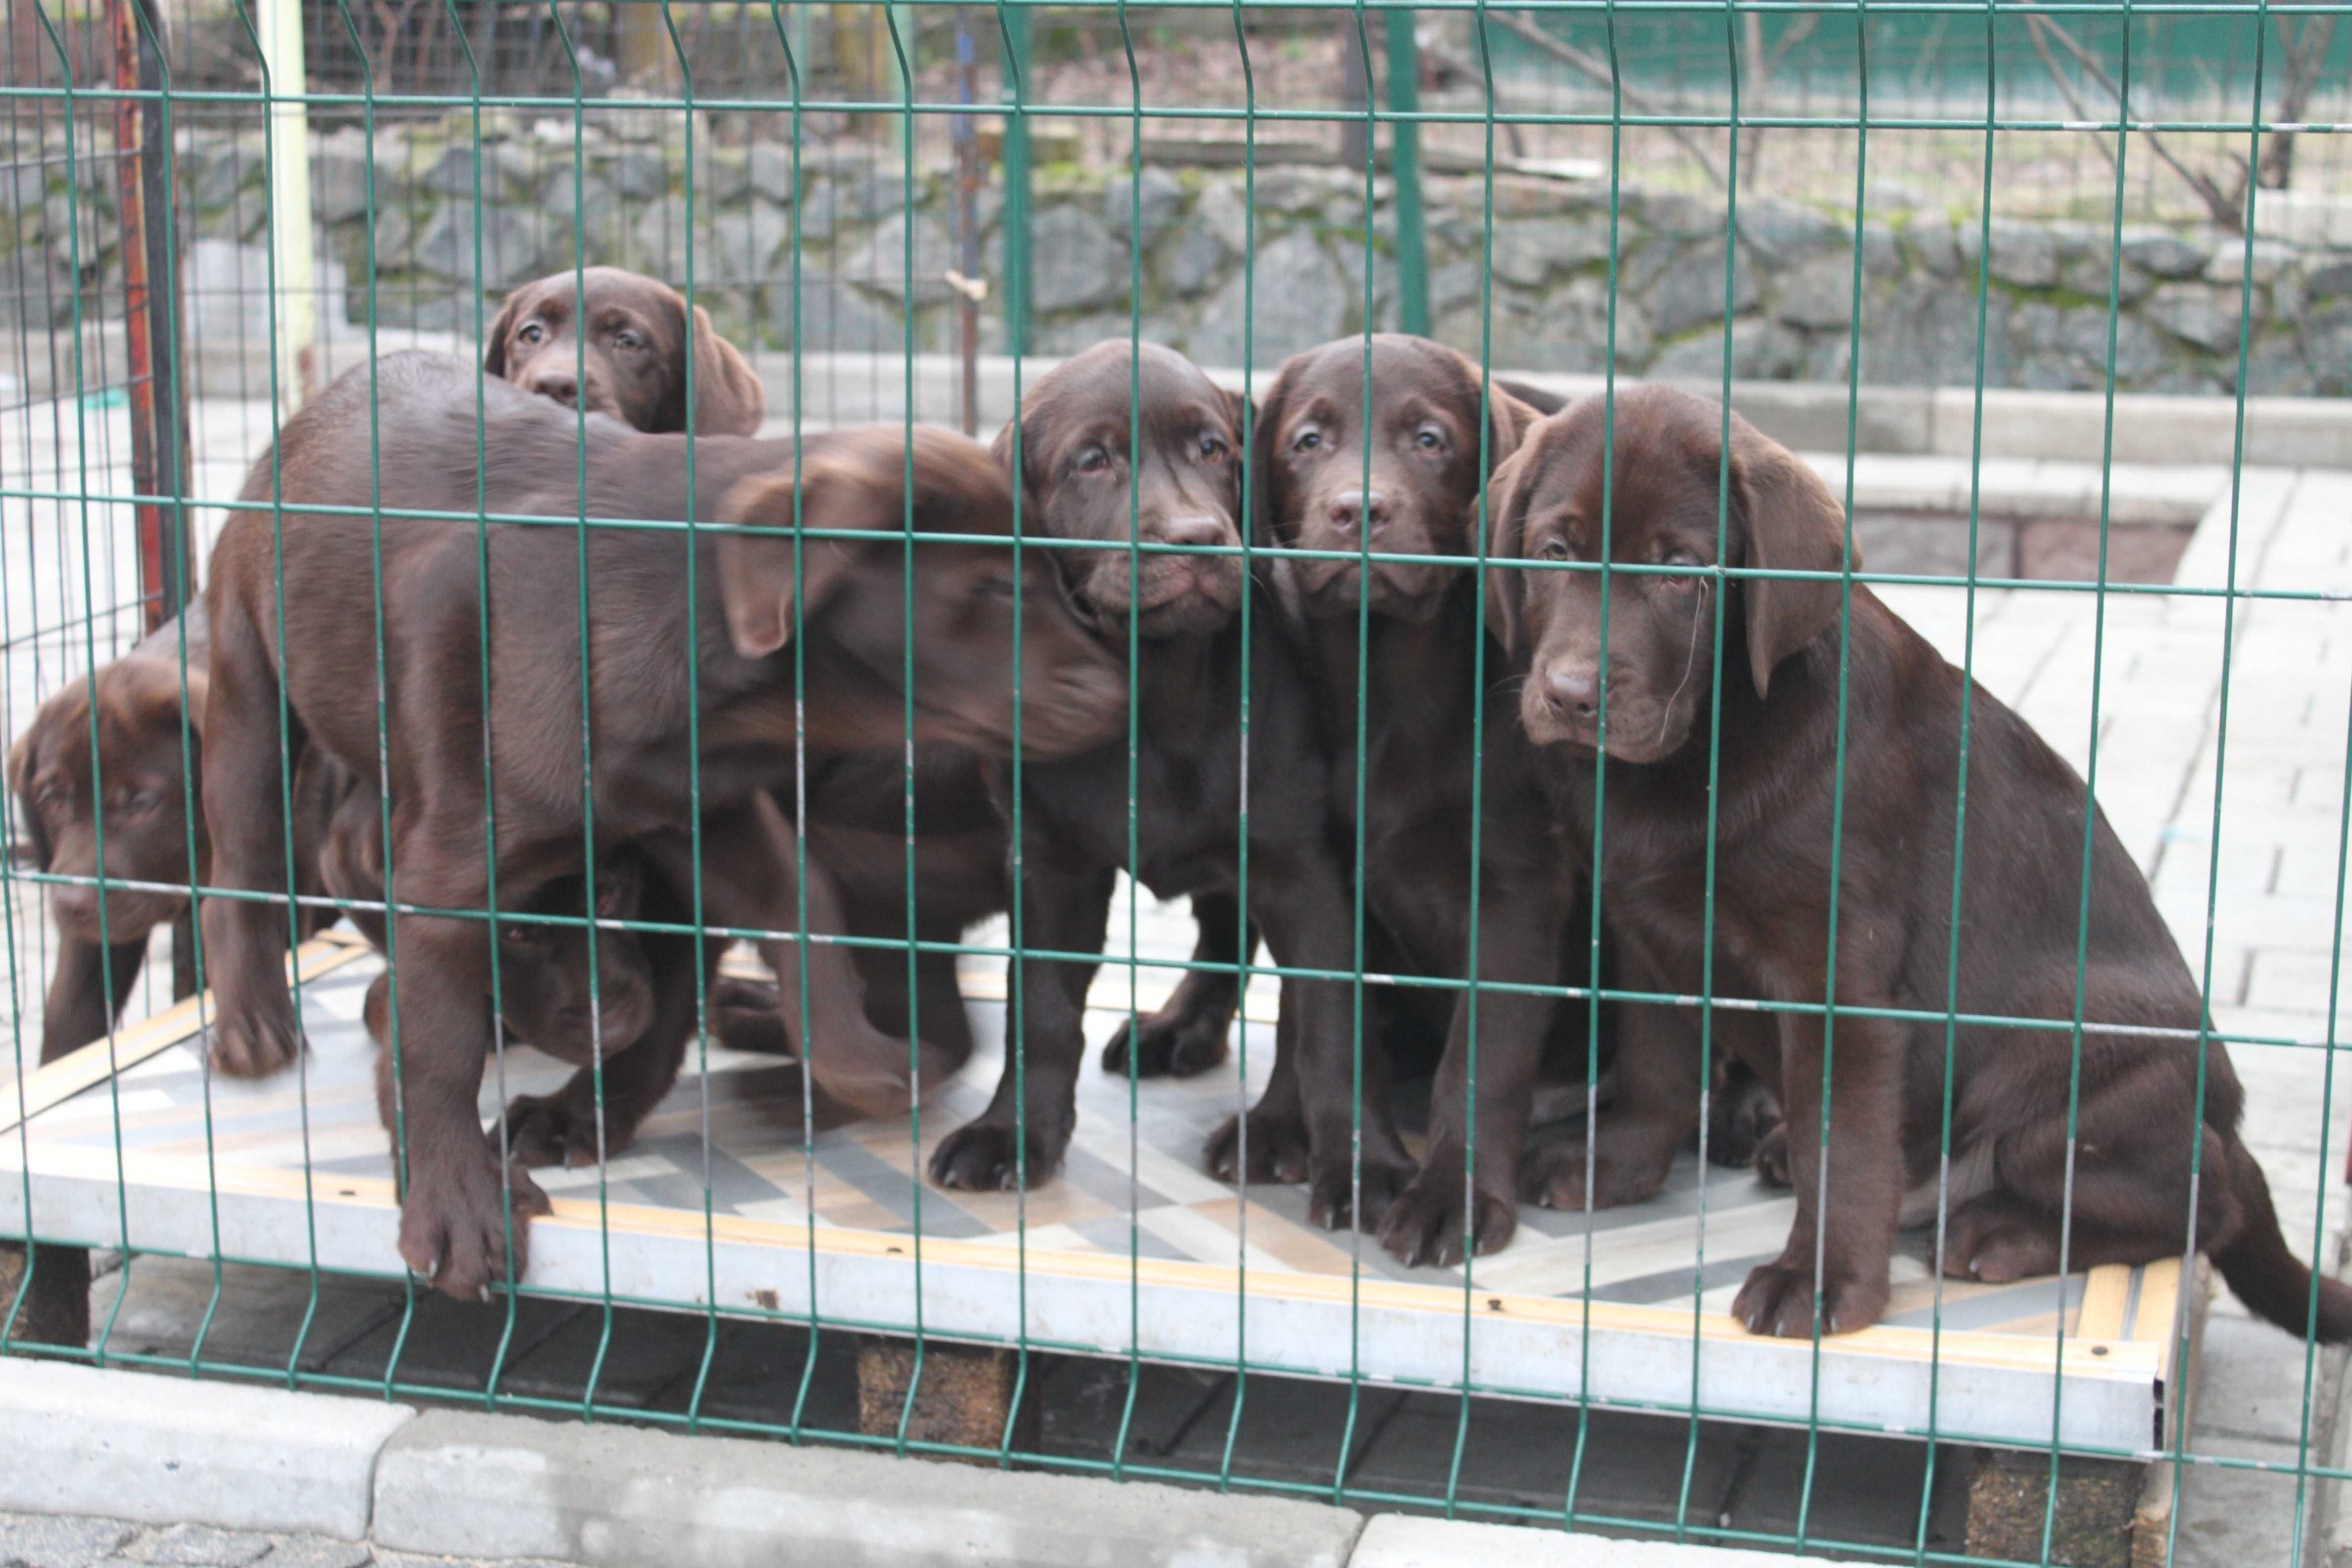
[[120, 1524, 272, 1567], [0, 1513, 138, 1568]]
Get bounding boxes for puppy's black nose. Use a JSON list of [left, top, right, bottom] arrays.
[[530, 371, 580, 407], [1157, 515, 1228, 550], [1545, 665, 1600, 719], [1327, 490, 1389, 534]]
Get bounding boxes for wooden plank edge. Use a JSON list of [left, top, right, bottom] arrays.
[[3, 1138, 2165, 1380], [0, 932, 373, 1136]]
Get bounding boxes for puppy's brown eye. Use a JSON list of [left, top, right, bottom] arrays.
[[614, 330, 645, 351], [1658, 549, 1704, 589], [518, 322, 545, 344], [981, 573, 1020, 600], [1198, 434, 1228, 463], [1535, 538, 1570, 562], [1413, 425, 1444, 452], [1075, 447, 1111, 475], [1292, 428, 1323, 454]]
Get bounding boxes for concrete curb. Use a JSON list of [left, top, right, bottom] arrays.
[[0, 1359, 1867, 1567], [372, 1407, 1364, 1568], [0, 1360, 413, 1540]]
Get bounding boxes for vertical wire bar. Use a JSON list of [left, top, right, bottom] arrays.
[[784, 0, 823, 1441], [1105, 0, 1147, 1482], [2042, 7, 2142, 1554], [1446, 0, 1507, 1519], [1328, 0, 1380, 1510], [1212, 0, 1260, 1493], [458, 0, 524, 1408], [1384, 5, 1427, 338], [884, 0, 929, 1455], [1561, 0, 1625, 1525], [987, 0, 1034, 1464], [1911, 0, 2003, 1553], [1797, 5, 1875, 1550]]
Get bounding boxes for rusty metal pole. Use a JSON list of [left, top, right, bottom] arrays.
[[111, 0, 192, 1014], [113, 0, 186, 637]]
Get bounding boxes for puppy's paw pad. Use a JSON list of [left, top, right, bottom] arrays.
[[208, 1006, 303, 1079], [1103, 1015, 1231, 1079], [502, 1086, 604, 1170], [930, 1121, 1060, 1192], [1378, 1175, 1517, 1269], [398, 1154, 539, 1302], [1204, 1110, 1311, 1185], [1305, 1160, 1412, 1235], [1731, 1264, 1886, 1338]]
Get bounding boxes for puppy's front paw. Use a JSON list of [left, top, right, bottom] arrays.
[[929, 1117, 1066, 1192], [1205, 1105, 1311, 1185], [398, 1142, 549, 1301], [1304, 1156, 1412, 1234], [208, 993, 302, 1079], [707, 976, 792, 1056], [1379, 1166, 1518, 1268], [503, 1077, 610, 1170], [1518, 1140, 1669, 1211], [1730, 1260, 1888, 1338], [1102, 1005, 1230, 1079]]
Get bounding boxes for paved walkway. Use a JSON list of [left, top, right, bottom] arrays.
[[0, 1511, 580, 1568]]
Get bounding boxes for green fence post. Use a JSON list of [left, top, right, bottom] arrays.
[[1384, 8, 1429, 337], [1000, 3, 1033, 354]]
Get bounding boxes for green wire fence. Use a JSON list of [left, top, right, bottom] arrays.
[[0, 0, 2346, 1560]]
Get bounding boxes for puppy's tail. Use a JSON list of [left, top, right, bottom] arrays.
[[2210, 1134, 2352, 1343]]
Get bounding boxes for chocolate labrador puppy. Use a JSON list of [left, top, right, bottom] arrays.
[[1254, 334, 1585, 1264], [929, 341, 1370, 1224], [9, 611, 210, 1060], [486, 266, 765, 436], [202, 351, 1123, 1298], [8, 606, 346, 1060], [1487, 384, 2350, 1341], [315, 770, 705, 1170]]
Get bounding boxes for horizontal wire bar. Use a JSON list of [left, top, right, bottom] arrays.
[[31, 866, 2340, 1055], [0, 485, 2326, 603], [9, 83, 2343, 137]]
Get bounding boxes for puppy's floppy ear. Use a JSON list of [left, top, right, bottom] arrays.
[[988, 406, 1046, 529], [1482, 437, 1537, 660], [1732, 413, 1857, 700], [482, 285, 531, 381], [1495, 375, 1568, 418], [592, 849, 644, 918], [685, 303, 767, 435], [715, 450, 894, 658], [1481, 383, 1540, 475], [1243, 366, 1312, 636], [5, 721, 48, 869]]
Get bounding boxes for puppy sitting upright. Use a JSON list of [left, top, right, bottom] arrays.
[[1488, 384, 2352, 1342], [486, 266, 765, 436], [930, 341, 1370, 1224], [1253, 335, 1578, 1264]]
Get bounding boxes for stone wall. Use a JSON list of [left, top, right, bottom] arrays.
[[9, 113, 2351, 396]]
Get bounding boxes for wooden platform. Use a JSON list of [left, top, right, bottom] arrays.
[[0, 931, 2192, 1452]]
